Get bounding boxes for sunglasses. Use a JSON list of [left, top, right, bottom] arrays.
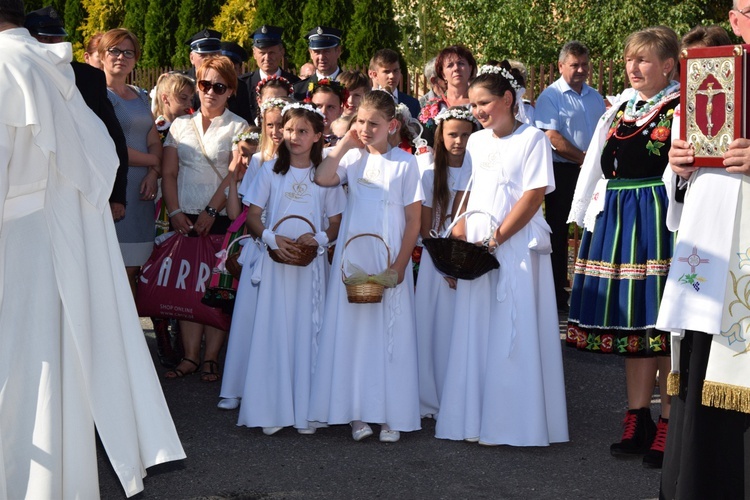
[[197, 80, 229, 95]]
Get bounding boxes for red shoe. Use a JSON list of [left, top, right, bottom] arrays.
[[642, 416, 668, 469], [609, 408, 656, 456]]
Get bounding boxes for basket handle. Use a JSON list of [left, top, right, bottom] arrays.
[[340, 233, 392, 283], [271, 214, 317, 235], [441, 209, 498, 239]]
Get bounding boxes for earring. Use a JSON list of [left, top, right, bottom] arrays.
[[388, 128, 396, 136]]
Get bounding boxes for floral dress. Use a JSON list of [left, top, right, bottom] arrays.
[[567, 90, 679, 357]]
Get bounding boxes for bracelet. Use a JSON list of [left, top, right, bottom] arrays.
[[204, 205, 219, 218], [168, 208, 183, 218]]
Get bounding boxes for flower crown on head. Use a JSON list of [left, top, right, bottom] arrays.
[[305, 78, 349, 104], [395, 102, 410, 119], [434, 107, 480, 128], [255, 75, 294, 97], [477, 65, 521, 92], [281, 102, 326, 120], [233, 131, 261, 144], [260, 97, 288, 114]]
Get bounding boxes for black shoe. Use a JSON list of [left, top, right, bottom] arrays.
[[610, 408, 656, 456], [642, 416, 668, 469]]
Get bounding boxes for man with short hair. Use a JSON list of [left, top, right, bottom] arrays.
[[186, 28, 221, 77], [369, 48, 420, 119], [419, 56, 445, 107], [293, 25, 343, 100], [534, 41, 606, 312], [240, 25, 299, 122]]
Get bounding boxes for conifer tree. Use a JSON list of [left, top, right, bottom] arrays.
[[81, 0, 126, 38], [122, 0, 149, 45], [141, 0, 179, 67], [212, 0, 256, 48], [64, 0, 85, 47], [346, 0, 400, 68]]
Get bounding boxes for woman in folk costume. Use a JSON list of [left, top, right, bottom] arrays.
[[414, 106, 478, 418], [0, 4, 184, 497], [566, 26, 680, 468], [434, 62, 568, 446], [310, 90, 423, 443], [657, 19, 750, 499], [236, 104, 345, 434]]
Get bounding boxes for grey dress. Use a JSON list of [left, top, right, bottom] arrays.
[[108, 86, 155, 266]]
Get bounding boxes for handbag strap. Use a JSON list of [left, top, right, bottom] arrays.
[[190, 117, 226, 182]]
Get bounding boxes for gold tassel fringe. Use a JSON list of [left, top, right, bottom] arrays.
[[666, 372, 680, 397], [702, 380, 750, 414]]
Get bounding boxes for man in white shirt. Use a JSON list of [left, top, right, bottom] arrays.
[[534, 41, 606, 311]]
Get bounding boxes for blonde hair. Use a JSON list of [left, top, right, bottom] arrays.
[[152, 72, 196, 118], [624, 26, 679, 69]]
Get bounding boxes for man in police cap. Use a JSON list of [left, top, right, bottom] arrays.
[[293, 25, 343, 101], [186, 28, 221, 79], [240, 25, 299, 122], [25, 6, 129, 222]]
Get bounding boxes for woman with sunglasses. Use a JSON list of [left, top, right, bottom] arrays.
[[161, 56, 249, 381], [100, 28, 163, 295]]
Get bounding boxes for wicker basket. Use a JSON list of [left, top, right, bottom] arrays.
[[422, 210, 500, 280], [267, 215, 319, 267], [341, 233, 392, 304], [219, 234, 254, 280]]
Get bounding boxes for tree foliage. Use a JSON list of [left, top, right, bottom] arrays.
[[141, 0, 180, 67], [211, 0, 257, 48], [64, 0, 86, 47], [81, 0, 125, 40], [122, 0, 149, 45], [346, 0, 401, 67]]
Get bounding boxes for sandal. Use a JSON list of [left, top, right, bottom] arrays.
[[201, 360, 221, 382], [164, 358, 199, 379]]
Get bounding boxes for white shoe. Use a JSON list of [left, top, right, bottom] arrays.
[[297, 427, 316, 435], [351, 422, 373, 441], [217, 398, 240, 410], [379, 430, 400, 443], [464, 437, 479, 443], [262, 426, 283, 436]]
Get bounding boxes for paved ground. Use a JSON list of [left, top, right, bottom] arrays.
[[97, 318, 663, 499]]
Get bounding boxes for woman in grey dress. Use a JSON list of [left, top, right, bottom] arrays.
[[100, 28, 162, 293]]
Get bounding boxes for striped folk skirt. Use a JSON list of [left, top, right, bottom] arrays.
[[567, 177, 673, 357]]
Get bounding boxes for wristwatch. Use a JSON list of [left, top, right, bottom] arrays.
[[204, 205, 219, 218]]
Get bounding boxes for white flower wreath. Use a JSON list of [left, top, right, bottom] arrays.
[[477, 65, 521, 92], [259, 97, 289, 114], [233, 131, 261, 144], [434, 107, 480, 128], [281, 102, 326, 120]]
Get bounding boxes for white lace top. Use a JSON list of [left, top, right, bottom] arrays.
[[164, 109, 248, 214]]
